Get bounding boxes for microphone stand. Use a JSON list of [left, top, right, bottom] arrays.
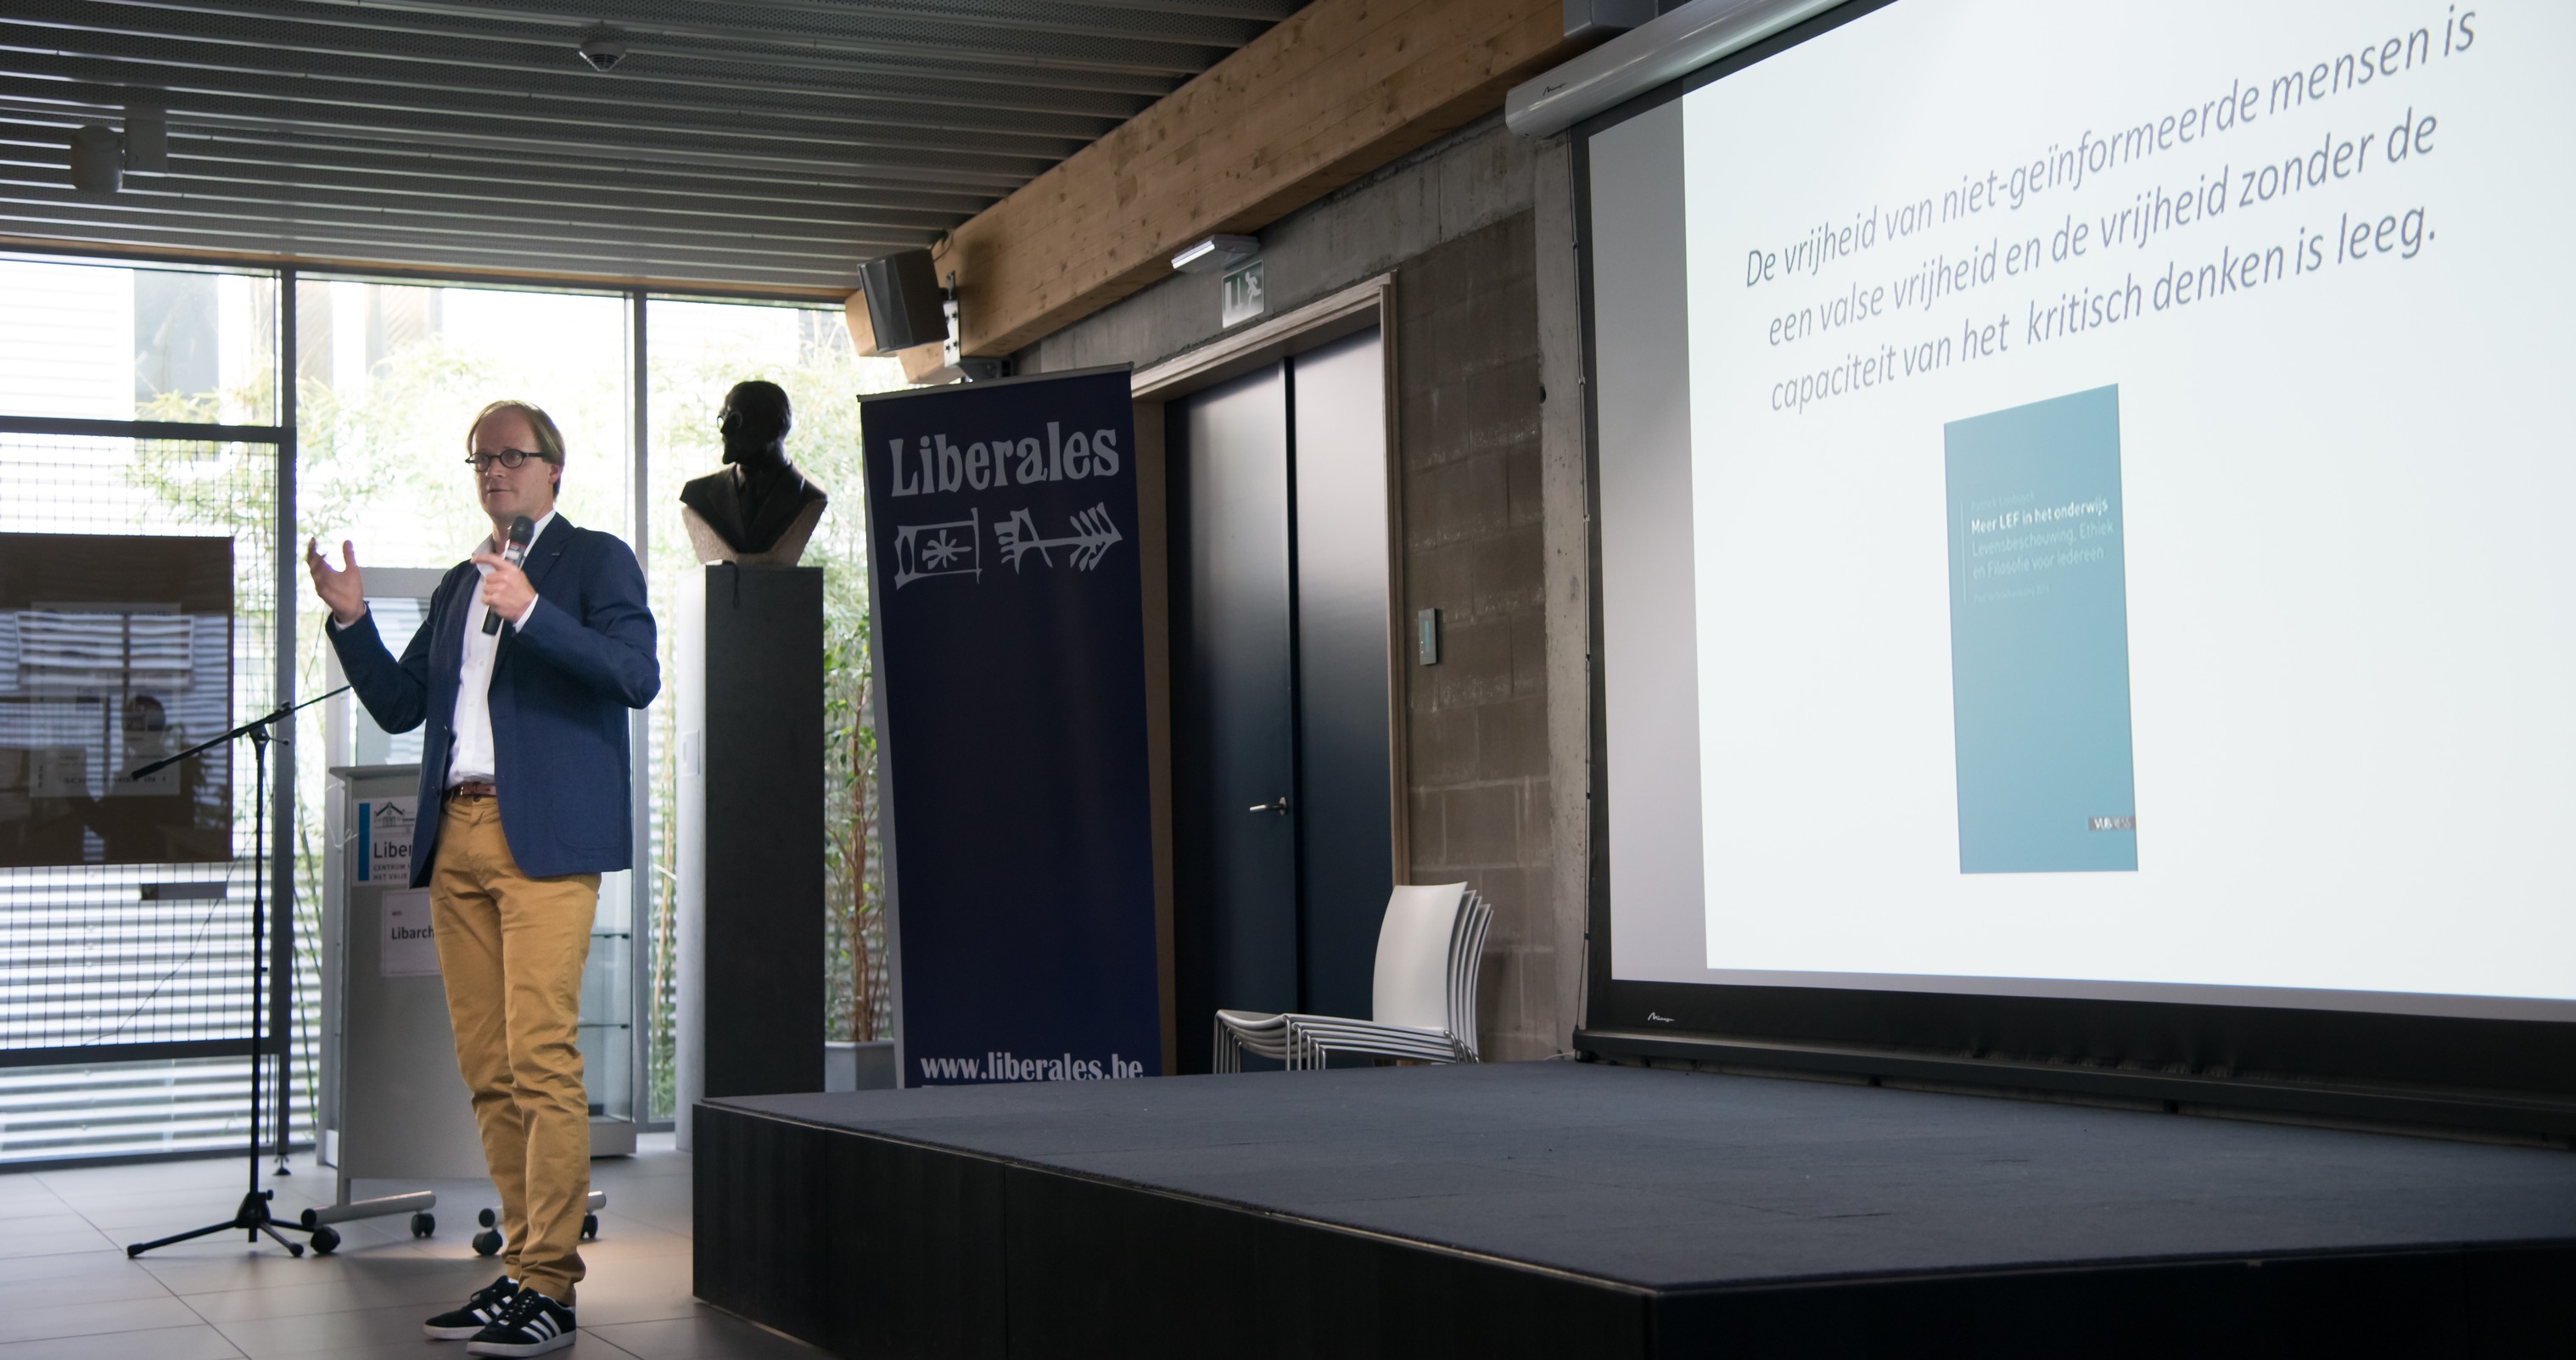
[[126, 683, 350, 1260]]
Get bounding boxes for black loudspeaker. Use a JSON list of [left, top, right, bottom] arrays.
[[858, 249, 948, 354]]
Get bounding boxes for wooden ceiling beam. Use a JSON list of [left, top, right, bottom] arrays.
[[925, 0, 1582, 358]]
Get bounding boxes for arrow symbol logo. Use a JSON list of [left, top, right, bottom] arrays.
[[995, 503, 1124, 573]]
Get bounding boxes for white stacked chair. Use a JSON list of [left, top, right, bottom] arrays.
[[1212, 882, 1491, 1072]]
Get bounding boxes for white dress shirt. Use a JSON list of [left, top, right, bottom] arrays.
[[448, 509, 555, 787]]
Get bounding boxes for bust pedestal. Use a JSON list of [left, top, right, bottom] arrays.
[[672, 563, 824, 1146]]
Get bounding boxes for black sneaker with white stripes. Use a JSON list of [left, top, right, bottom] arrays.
[[423, 1274, 518, 1341], [464, 1285, 576, 1357]]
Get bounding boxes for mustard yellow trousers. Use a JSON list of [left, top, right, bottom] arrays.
[[429, 795, 596, 1304]]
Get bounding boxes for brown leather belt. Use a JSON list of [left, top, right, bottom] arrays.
[[449, 780, 497, 800]]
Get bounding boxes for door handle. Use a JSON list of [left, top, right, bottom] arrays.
[[1246, 796, 1291, 814]]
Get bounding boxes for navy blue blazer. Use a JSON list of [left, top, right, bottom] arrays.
[[329, 515, 660, 887]]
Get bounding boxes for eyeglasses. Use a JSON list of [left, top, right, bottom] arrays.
[[464, 449, 546, 472]]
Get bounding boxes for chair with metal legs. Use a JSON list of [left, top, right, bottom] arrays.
[[1213, 882, 1489, 1072]]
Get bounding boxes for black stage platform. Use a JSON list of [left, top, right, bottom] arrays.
[[695, 1061, 2576, 1357]]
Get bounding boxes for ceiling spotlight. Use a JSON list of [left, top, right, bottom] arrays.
[[577, 26, 628, 72], [70, 124, 122, 193], [1172, 234, 1258, 274]]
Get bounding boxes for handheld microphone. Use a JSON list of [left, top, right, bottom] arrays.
[[481, 514, 535, 635]]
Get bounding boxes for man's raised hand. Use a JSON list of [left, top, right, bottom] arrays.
[[305, 537, 367, 627]]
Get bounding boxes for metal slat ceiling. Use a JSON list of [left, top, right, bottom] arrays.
[[0, 0, 1303, 294]]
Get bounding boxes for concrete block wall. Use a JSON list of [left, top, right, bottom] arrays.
[[1392, 212, 1562, 1061]]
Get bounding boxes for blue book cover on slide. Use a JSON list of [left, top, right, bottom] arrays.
[[1944, 385, 2138, 873]]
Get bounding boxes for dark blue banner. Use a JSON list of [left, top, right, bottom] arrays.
[[860, 367, 1159, 1085]]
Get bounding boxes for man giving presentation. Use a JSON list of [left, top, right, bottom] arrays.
[[305, 399, 658, 1357]]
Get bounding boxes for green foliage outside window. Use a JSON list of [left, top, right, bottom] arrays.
[[644, 306, 905, 1122], [131, 291, 905, 1132]]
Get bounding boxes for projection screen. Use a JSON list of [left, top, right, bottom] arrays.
[[1586, 0, 2576, 1027]]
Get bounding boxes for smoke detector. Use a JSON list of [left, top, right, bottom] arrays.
[[70, 124, 122, 193], [576, 26, 628, 72], [124, 106, 168, 173]]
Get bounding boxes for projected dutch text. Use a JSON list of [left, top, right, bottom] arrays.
[[1631, 0, 2576, 1013], [1745, 12, 2469, 418]]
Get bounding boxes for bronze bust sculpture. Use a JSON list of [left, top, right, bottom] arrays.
[[679, 380, 828, 566]]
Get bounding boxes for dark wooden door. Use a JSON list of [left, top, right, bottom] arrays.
[[1287, 328, 1393, 1021], [1172, 362, 1299, 1069], [1169, 327, 1392, 1072]]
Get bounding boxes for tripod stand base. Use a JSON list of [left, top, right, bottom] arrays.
[[126, 1189, 316, 1259], [119, 709, 324, 1264]]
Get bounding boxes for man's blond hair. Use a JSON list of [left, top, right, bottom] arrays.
[[467, 400, 567, 482]]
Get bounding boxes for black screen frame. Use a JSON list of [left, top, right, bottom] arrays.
[[1568, 0, 2576, 1140]]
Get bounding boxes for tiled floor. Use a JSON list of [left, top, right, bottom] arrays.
[[0, 1136, 821, 1359]]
